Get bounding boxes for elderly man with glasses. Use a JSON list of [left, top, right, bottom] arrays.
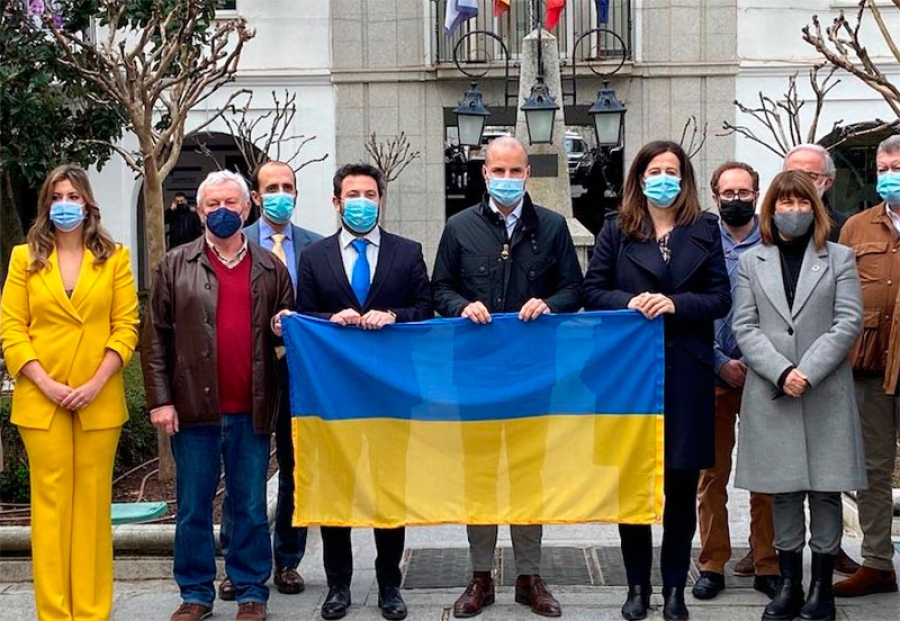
[[784, 144, 848, 243]]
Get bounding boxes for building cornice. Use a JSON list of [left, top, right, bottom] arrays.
[[329, 60, 739, 84]]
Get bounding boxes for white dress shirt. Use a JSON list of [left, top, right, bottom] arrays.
[[339, 226, 381, 285], [488, 197, 524, 239]]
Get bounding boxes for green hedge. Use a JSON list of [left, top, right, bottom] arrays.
[[0, 354, 156, 504]]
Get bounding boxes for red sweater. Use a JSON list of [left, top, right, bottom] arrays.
[[207, 247, 253, 414]]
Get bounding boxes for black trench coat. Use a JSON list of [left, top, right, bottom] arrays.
[[582, 213, 731, 470]]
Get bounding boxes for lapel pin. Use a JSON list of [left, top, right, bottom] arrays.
[[812, 265, 820, 272]]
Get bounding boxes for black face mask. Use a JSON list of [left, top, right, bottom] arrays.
[[719, 198, 756, 226]]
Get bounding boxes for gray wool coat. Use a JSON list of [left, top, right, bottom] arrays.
[[733, 240, 867, 494]]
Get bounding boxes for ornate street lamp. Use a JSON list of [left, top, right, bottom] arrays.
[[588, 80, 626, 147], [521, 79, 560, 144], [453, 82, 491, 147], [570, 28, 628, 148], [451, 31, 513, 147]]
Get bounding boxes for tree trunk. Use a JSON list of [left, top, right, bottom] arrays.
[[142, 160, 177, 483], [0, 168, 25, 285]]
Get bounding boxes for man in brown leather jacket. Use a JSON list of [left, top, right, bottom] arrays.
[[142, 170, 294, 621], [834, 135, 900, 598]]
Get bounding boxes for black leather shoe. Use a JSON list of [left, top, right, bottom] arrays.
[[321, 585, 351, 620], [378, 586, 408, 621], [691, 571, 725, 600], [662, 586, 689, 621], [754, 575, 783, 600], [621, 584, 651, 621]]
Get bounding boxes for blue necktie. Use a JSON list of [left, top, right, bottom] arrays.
[[350, 238, 370, 306]]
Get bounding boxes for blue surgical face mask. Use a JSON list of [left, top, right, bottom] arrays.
[[205, 207, 243, 239], [487, 177, 526, 207], [342, 197, 379, 234], [876, 171, 900, 205], [49, 201, 85, 232], [642, 173, 682, 208], [261, 192, 295, 224]]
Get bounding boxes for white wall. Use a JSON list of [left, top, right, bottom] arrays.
[[738, 0, 900, 61]]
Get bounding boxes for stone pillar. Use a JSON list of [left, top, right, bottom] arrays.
[[514, 29, 571, 216], [515, 29, 595, 270]]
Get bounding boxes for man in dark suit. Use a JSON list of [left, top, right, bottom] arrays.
[[219, 160, 323, 602], [289, 162, 432, 621]]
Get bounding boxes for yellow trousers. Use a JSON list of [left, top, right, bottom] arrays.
[[19, 412, 121, 621]]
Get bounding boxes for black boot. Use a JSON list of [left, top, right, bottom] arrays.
[[800, 553, 836, 621], [662, 586, 689, 621], [620, 584, 650, 621], [763, 549, 804, 621]]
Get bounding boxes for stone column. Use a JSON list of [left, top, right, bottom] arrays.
[[514, 29, 595, 270]]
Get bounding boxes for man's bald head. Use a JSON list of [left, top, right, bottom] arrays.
[[485, 136, 528, 168]]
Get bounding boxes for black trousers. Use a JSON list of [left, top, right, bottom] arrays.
[[272, 364, 308, 570], [321, 526, 405, 589], [619, 468, 700, 589]]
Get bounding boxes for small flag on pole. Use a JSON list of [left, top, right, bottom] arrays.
[[597, 0, 610, 24], [494, 0, 510, 17], [545, 0, 566, 30], [445, 0, 479, 36]]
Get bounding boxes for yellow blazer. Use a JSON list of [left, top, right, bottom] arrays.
[[1, 243, 140, 430]]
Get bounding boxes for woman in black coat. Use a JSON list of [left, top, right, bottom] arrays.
[[583, 141, 731, 621]]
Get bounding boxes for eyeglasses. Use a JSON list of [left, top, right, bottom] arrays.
[[718, 190, 756, 201]]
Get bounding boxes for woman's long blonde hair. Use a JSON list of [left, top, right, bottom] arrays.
[[26, 164, 117, 274]]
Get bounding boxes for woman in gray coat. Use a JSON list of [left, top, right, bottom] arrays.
[[733, 171, 866, 621]]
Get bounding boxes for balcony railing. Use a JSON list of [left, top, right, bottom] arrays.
[[432, 0, 631, 68]]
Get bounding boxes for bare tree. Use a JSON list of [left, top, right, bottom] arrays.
[[680, 115, 709, 160], [45, 0, 254, 482], [45, 1, 254, 277], [720, 65, 841, 157], [196, 90, 329, 174], [802, 0, 900, 125], [722, 1, 900, 156], [364, 132, 421, 196]]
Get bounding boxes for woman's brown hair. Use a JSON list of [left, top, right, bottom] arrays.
[[26, 164, 117, 274], [619, 140, 702, 240], [758, 170, 832, 250]]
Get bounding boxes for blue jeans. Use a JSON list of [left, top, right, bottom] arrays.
[[171, 415, 272, 605], [221, 378, 307, 569]]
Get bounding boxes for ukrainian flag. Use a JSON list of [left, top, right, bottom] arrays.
[[283, 311, 664, 528]]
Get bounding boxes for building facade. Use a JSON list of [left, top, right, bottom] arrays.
[[91, 0, 898, 283]]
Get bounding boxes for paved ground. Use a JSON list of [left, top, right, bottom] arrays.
[[1, 481, 898, 621]]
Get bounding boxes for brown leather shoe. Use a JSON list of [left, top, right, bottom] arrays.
[[732, 549, 755, 577], [274, 566, 305, 594], [834, 548, 861, 576], [514, 575, 562, 617], [236, 601, 268, 621], [169, 603, 213, 621], [219, 577, 236, 601], [834, 566, 899, 597], [453, 571, 494, 618]]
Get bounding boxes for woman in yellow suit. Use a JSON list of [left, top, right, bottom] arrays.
[[0, 164, 139, 621]]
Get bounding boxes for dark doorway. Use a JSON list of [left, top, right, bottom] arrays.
[[135, 132, 265, 288]]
